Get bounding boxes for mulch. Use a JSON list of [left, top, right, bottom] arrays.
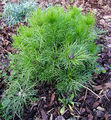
[[0, 0, 111, 120]]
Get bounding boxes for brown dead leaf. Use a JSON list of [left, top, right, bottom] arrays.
[[7, 46, 16, 53], [49, 92, 55, 106], [93, 85, 103, 91], [93, 82, 111, 91], [78, 96, 84, 101], [105, 82, 111, 89]]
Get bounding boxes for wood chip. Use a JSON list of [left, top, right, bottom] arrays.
[[97, 106, 105, 111]]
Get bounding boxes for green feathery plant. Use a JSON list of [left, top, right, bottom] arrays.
[[59, 94, 75, 115], [2, 6, 100, 119], [2, 80, 37, 119]]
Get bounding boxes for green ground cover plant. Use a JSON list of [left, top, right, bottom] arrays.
[[2, 6, 100, 119], [3, 0, 37, 25]]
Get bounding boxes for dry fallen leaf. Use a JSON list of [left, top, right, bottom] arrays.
[[93, 82, 111, 91], [49, 92, 55, 106]]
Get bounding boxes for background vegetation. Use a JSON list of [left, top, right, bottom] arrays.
[[3, 0, 37, 25]]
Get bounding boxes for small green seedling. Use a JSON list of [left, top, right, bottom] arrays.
[[95, 65, 106, 74], [0, 13, 2, 18], [59, 94, 74, 114]]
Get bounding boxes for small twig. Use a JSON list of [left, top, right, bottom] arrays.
[[104, 94, 110, 101], [84, 89, 87, 101], [0, 45, 9, 53], [80, 89, 88, 113], [4, 39, 11, 44], [47, 108, 54, 114], [74, 81, 101, 99], [74, 106, 80, 115], [61, 109, 68, 115], [99, 90, 103, 95], [73, 115, 81, 118]]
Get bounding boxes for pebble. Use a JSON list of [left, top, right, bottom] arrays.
[[107, 44, 111, 48], [97, 106, 105, 111], [106, 89, 111, 99], [103, 15, 111, 20], [55, 116, 65, 120], [96, 110, 104, 118]]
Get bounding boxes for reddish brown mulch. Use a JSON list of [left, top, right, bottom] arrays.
[[0, 0, 111, 120]]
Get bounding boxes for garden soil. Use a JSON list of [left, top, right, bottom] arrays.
[[0, 0, 111, 120]]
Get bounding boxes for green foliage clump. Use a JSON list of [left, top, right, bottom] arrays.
[[2, 80, 36, 119], [3, 0, 37, 25], [2, 6, 100, 118]]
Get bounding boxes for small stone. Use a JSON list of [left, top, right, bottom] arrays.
[[55, 116, 65, 120], [97, 106, 105, 111], [107, 44, 111, 48], [100, 19, 105, 25], [106, 89, 111, 99], [96, 110, 104, 118]]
